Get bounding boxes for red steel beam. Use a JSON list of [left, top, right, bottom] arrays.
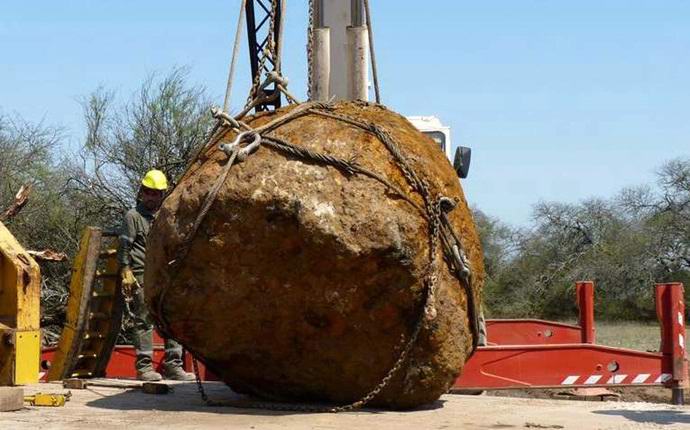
[[454, 343, 671, 390], [485, 281, 595, 346], [38, 280, 685, 407], [656, 282, 688, 404], [576, 281, 595, 344], [456, 282, 688, 406], [40, 346, 167, 380], [485, 319, 582, 345]]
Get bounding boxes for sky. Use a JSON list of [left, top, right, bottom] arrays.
[[1, 1, 689, 225]]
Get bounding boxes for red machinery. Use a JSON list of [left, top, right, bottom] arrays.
[[454, 281, 688, 405], [41, 281, 688, 405]]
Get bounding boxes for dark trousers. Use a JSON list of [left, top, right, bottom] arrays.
[[126, 275, 183, 372]]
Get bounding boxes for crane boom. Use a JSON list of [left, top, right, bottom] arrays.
[[244, 0, 284, 111]]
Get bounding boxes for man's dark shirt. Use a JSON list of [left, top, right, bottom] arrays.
[[117, 203, 155, 275]]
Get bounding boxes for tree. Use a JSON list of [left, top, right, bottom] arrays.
[[0, 114, 78, 342], [619, 158, 690, 286], [66, 67, 214, 228], [478, 159, 690, 320], [472, 208, 525, 315], [0, 68, 216, 344]]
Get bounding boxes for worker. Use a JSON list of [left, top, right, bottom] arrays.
[[117, 169, 195, 381]]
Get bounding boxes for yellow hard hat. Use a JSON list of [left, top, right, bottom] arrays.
[[141, 169, 168, 191]]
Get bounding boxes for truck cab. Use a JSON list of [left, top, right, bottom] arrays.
[[407, 115, 471, 179]]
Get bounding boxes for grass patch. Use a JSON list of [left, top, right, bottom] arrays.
[[594, 321, 661, 352]]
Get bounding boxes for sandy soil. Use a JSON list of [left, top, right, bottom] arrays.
[[1, 381, 690, 430], [487, 387, 678, 404]]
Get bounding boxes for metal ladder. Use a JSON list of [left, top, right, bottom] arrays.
[[46, 227, 124, 381]]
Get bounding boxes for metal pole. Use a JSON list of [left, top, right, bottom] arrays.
[[655, 282, 688, 406], [315, 0, 325, 27], [351, 0, 364, 26], [347, 25, 368, 101], [576, 281, 595, 344], [669, 283, 687, 405], [311, 27, 331, 101]]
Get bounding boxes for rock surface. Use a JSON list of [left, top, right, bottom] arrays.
[[145, 101, 484, 409]]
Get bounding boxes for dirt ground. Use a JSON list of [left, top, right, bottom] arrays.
[[487, 386, 678, 404], [2, 381, 690, 430]]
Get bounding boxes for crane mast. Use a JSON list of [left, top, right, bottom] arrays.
[[244, 0, 285, 111], [242, 0, 371, 112], [240, 0, 469, 178], [310, 0, 371, 102]]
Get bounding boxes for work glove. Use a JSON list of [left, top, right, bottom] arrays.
[[120, 267, 138, 299]]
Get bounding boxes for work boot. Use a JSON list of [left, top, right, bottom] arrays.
[[137, 369, 163, 381], [163, 365, 195, 381]]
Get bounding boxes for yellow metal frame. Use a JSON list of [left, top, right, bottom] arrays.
[[0, 221, 41, 386], [46, 227, 101, 381], [47, 228, 123, 381]]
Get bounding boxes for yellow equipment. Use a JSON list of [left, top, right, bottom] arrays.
[[141, 169, 169, 191], [0, 221, 41, 386], [47, 228, 123, 381], [24, 392, 69, 407]]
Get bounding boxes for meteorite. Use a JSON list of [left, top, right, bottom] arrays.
[[145, 101, 484, 409]]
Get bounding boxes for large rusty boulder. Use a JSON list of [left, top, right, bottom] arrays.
[[145, 101, 484, 409]]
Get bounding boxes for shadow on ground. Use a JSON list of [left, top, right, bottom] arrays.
[[86, 382, 445, 416], [593, 409, 690, 425]]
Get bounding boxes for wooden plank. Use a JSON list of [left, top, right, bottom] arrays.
[[0, 387, 24, 412], [142, 382, 171, 395], [63, 378, 144, 390]]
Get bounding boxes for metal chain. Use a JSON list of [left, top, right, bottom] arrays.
[[192, 357, 209, 403], [306, 0, 315, 101], [189, 302, 428, 413], [306, 106, 477, 331], [165, 103, 478, 413]]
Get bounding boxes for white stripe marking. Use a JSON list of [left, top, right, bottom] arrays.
[[632, 374, 650, 384], [606, 375, 627, 384], [561, 375, 579, 385], [654, 373, 672, 383], [584, 375, 602, 385], [678, 312, 683, 326], [680, 334, 685, 350]]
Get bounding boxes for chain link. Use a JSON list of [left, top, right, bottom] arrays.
[[305, 106, 477, 336], [306, 0, 315, 101], [192, 357, 209, 403]]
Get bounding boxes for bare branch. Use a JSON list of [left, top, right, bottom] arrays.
[[0, 184, 32, 221]]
